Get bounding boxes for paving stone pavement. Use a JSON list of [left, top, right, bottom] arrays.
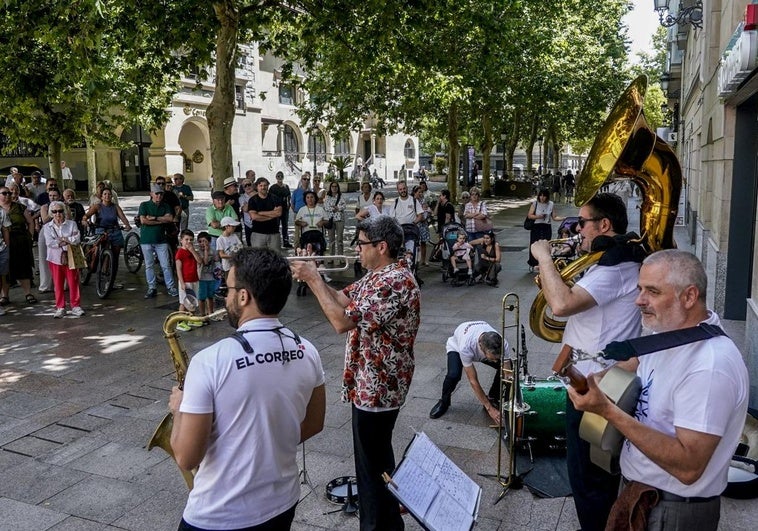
[[0, 184, 754, 530]]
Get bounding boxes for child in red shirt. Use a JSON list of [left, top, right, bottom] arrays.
[[175, 229, 202, 331]]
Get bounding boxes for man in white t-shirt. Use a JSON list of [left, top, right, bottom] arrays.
[[531, 192, 642, 531], [569, 250, 748, 530], [429, 321, 507, 424], [169, 248, 326, 531], [391, 181, 423, 225]]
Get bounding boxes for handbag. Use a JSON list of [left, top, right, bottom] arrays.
[[323, 216, 334, 230], [473, 202, 493, 232], [523, 201, 536, 230], [67, 243, 87, 270]]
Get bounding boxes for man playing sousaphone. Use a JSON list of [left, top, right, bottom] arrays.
[[530, 192, 643, 531]]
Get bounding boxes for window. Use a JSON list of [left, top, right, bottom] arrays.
[[404, 139, 416, 159], [309, 130, 326, 162], [279, 84, 295, 105], [334, 135, 351, 156], [235, 85, 245, 110], [283, 125, 299, 156]]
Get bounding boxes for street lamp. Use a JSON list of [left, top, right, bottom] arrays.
[[654, 0, 703, 29]]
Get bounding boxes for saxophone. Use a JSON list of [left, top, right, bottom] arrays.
[[146, 309, 227, 489]]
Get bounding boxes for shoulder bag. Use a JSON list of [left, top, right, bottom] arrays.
[[474, 202, 494, 232], [523, 202, 536, 230]]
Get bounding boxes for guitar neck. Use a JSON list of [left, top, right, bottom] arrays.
[[553, 344, 588, 394]]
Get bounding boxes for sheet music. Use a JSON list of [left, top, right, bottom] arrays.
[[404, 432, 480, 513], [387, 432, 481, 531]]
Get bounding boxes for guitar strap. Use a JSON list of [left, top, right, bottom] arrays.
[[601, 323, 727, 362]]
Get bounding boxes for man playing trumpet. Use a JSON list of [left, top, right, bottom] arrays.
[[531, 192, 643, 531]]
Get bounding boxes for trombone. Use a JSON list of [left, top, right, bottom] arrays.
[[286, 255, 353, 272], [480, 293, 528, 503]]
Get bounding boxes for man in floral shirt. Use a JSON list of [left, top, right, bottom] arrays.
[[291, 215, 420, 531]]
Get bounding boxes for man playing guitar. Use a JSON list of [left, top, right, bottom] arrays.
[[531, 193, 642, 531]]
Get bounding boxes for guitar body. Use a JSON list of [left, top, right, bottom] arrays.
[[579, 366, 641, 473]]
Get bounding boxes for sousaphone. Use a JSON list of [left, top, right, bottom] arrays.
[[529, 75, 682, 342]]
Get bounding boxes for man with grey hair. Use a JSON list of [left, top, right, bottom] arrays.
[[570, 249, 748, 530], [290, 215, 420, 531], [429, 321, 506, 423]]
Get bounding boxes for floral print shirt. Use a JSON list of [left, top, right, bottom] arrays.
[[341, 261, 420, 408]]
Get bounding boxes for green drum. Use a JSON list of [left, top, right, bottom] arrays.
[[508, 378, 567, 451]]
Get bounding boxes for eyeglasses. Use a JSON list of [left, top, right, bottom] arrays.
[[51, 209, 64, 214], [577, 217, 603, 228], [355, 239, 384, 248], [0, 191, 10, 196], [226, 285, 244, 292]]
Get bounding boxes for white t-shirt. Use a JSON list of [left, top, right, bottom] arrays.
[[364, 204, 392, 219], [445, 321, 508, 367], [295, 205, 327, 230], [0, 209, 12, 253], [392, 196, 422, 224], [562, 261, 641, 375], [620, 311, 749, 497], [215, 233, 243, 272], [533, 200, 554, 225], [181, 318, 325, 529]]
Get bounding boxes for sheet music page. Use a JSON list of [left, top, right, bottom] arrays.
[[404, 432, 481, 514], [425, 490, 475, 531], [386, 458, 438, 520]]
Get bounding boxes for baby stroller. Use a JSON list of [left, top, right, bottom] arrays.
[[401, 223, 422, 285], [552, 216, 581, 266], [439, 222, 474, 286], [296, 229, 327, 296]]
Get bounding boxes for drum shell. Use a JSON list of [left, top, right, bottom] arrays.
[[507, 379, 566, 451]]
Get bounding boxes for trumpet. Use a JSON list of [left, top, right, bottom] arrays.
[[548, 234, 582, 246], [286, 255, 353, 272]]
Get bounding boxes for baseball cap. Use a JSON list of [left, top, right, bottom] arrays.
[[223, 177, 237, 188], [150, 183, 163, 193], [221, 216, 240, 227]]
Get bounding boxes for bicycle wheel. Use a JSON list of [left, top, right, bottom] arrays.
[[80, 246, 94, 285], [96, 249, 114, 298], [124, 232, 143, 273]]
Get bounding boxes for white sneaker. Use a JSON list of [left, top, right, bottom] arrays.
[[70, 306, 85, 317], [53, 308, 66, 319]]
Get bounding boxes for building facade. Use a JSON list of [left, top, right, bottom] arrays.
[[1, 43, 419, 193], [661, 0, 758, 407]]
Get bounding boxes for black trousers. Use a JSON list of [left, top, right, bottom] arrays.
[[565, 398, 619, 531], [352, 405, 404, 531], [177, 503, 296, 531], [440, 351, 500, 404], [279, 207, 290, 244]]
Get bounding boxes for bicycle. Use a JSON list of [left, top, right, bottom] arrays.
[[80, 228, 118, 298], [124, 229, 143, 273]]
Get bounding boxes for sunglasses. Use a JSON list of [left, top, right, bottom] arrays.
[[243, 183, 253, 187], [577, 216, 602, 228], [51, 209, 64, 214], [155, 182, 165, 186], [1, 191, 11, 196]]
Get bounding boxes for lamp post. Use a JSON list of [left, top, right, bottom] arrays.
[[311, 129, 317, 179], [538, 136, 543, 175], [653, 0, 703, 29], [500, 133, 507, 179]]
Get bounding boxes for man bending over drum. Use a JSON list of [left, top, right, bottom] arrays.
[[429, 321, 506, 425], [169, 248, 326, 531]]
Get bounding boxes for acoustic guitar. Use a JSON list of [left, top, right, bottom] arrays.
[[552, 345, 641, 473]]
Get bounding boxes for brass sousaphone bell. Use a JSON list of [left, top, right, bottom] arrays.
[[529, 75, 683, 342]]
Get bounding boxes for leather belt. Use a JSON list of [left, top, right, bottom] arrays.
[[622, 477, 718, 504]]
